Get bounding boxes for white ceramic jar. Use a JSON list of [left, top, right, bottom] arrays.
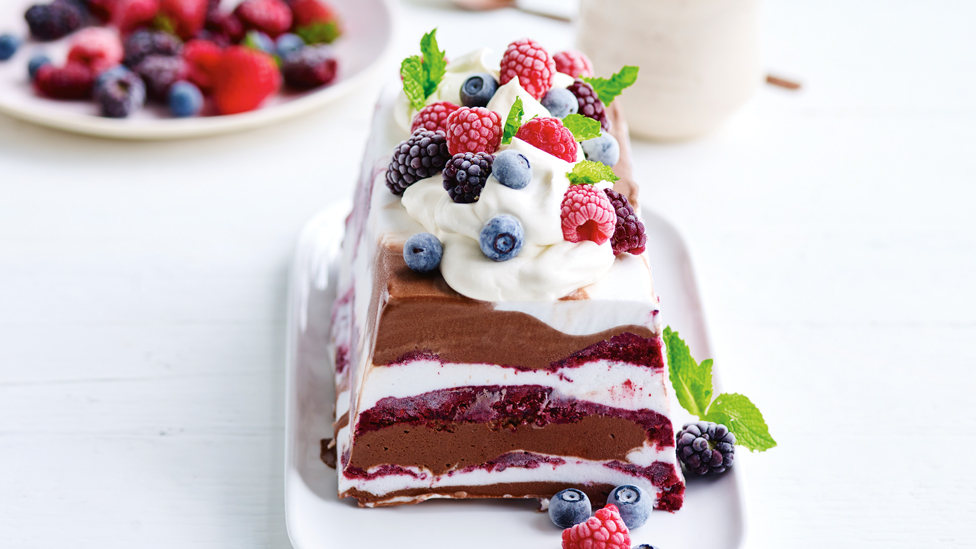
[[577, 0, 763, 140]]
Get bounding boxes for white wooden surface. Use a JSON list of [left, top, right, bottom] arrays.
[[1, 1, 974, 547]]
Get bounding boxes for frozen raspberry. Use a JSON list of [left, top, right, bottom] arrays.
[[562, 504, 631, 549], [605, 188, 647, 255], [386, 129, 451, 195], [68, 28, 125, 76], [561, 184, 616, 245], [123, 30, 183, 68], [514, 117, 577, 163], [234, 0, 292, 38], [24, 2, 83, 41], [553, 50, 594, 78], [443, 152, 493, 203], [676, 421, 735, 476], [499, 38, 555, 100], [567, 77, 610, 131], [445, 107, 502, 155], [411, 101, 459, 135], [281, 45, 337, 89], [134, 54, 188, 101], [33, 62, 94, 99]]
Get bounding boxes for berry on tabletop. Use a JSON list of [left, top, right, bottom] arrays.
[[459, 73, 497, 108], [491, 149, 532, 190], [561, 184, 615, 245], [445, 106, 502, 155], [168, 81, 203, 117], [479, 215, 524, 262], [553, 49, 594, 78], [402, 233, 443, 273], [515, 117, 577, 163], [499, 37, 555, 100], [443, 151, 493, 203], [410, 101, 458, 135], [562, 504, 631, 549], [548, 488, 591, 529], [386, 129, 451, 195]]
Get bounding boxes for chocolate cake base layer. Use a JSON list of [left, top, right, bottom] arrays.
[[342, 481, 621, 508]]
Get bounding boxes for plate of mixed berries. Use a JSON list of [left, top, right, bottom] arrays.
[[0, 0, 392, 139]]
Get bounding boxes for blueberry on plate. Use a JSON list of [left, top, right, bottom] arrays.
[[28, 53, 52, 79], [403, 232, 443, 273], [0, 34, 22, 61], [607, 484, 651, 529], [541, 87, 579, 119], [276, 33, 305, 59], [168, 81, 203, 118], [491, 149, 531, 190], [460, 72, 498, 108], [479, 215, 524, 262], [548, 488, 591, 529]]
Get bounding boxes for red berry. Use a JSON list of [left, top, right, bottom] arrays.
[[445, 107, 502, 155], [411, 101, 459, 134], [605, 188, 647, 255], [205, 10, 245, 45], [212, 46, 281, 114], [553, 50, 594, 78], [182, 38, 222, 93], [499, 38, 555, 100], [290, 0, 337, 28], [562, 504, 631, 549], [234, 0, 292, 38], [67, 28, 124, 76], [112, 0, 160, 35], [33, 63, 95, 100], [158, 0, 208, 39], [514, 117, 577, 163], [561, 184, 616, 245]]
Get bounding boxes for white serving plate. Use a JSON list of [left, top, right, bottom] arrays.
[[0, 0, 393, 139], [284, 200, 747, 549]]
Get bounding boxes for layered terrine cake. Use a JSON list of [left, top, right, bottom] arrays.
[[327, 34, 685, 511]]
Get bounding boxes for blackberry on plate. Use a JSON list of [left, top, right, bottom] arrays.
[[459, 72, 497, 108], [95, 69, 146, 118], [402, 233, 442, 273], [443, 151, 493, 203], [676, 421, 735, 476], [134, 54, 188, 101], [281, 45, 337, 89], [25, 2, 83, 41], [548, 488, 591, 529], [386, 129, 451, 196], [567, 77, 609, 131], [607, 484, 651, 529], [604, 188, 647, 256], [123, 30, 183, 68]]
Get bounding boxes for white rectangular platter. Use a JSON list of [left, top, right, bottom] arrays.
[[283, 200, 746, 549]]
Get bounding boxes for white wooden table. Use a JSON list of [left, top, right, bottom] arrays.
[[1, 1, 974, 547]]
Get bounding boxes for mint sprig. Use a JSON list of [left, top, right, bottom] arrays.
[[400, 28, 448, 112], [296, 20, 341, 45], [562, 114, 601, 142], [663, 326, 777, 452], [401, 56, 426, 111], [502, 96, 524, 145], [582, 65, 639, 105], [566, 160, 619, 185]]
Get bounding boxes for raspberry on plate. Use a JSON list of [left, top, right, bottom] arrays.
[[514, 117, 577, 163], [605, 189, 647, 255], [290, 0, 342, 44], [182, 38, 222, 92], [234, 0, 292, 38], [567, 78, 610, 131], [553, 49, 594, 78], [499, 38, 555, 100], [281, 45, 337, 89], [211, 46, 281, 114], [34, 62, 95, 100], [561, 504, 631, 549], [386, 129, 451, 195], [112, 0, 161, 35], [158, 0, 208, 39], [410, 101, 459, 135], [67, 28, 124, 76], [561, 184, 616, 245], [445, 107, 502, 155]]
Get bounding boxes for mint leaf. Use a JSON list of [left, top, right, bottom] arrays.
[[565, 160, 619, 185], [419, 29, 446, 99], [296, 20, 342, 45], [705, 393, 777, 452], [663, 326, 713, 418], [400, 56, 425, 111], [562, 114, 601, 142], [502, 96, 524, 145], [582, 65, 639, 105]]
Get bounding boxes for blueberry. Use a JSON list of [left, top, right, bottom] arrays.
[[460, 72, 498, 108], [634, 545, 662, 549], [581, 132, 620, 167], [276, 33, 305, 59], [403, 233, 443, 273], [168, 81, 203, 118], [541, 87, 578, 118], [245, 30, 276, 54], [94, 65, 130, 91], [0, 34, 22, 61], [27, 54, 51, 79], [479, 215, 524, 262], [607, 484, 651, 529], [548, 488, 591, 529], [491, 149, 532, 190]]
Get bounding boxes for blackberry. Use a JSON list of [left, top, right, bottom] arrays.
[[604, 189, 647, 255], [24, 2, 83, 41], [95, 69, 146, 118], [386, 130, 451, 196], [281, 45, 337, 89], [443, 152, 493, 203], [134, 55, 188, 101], [567, 78, 609, 131], [676, 421, 735, 476], [123, 30, 183, 68]]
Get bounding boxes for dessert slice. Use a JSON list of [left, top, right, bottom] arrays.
[[327, 36, 684, 511]]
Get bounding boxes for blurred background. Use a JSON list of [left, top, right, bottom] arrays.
[[1, 0, 974, 547]]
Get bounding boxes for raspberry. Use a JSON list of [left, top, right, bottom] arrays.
[[182, 38, 222, 92], [281, 45, 337, 89], [33, 62, 94, 99], [112, 0, 162, 35], [561, 184, 616, 245], [234, 0, 292, 38], [386, 129, 451, 195], [211, 46, 281, 114], [499, 38, 555, 100], [553, 49, 594, 78], [567, 78, 610, 131], [158, 0, 208, 39], [123, 30, 183, 67], [67, 28, 124, 76], [604, 189, 647, 255], [676, 421, 735, 476], [290, 0, 341, 42], [445, 107, 502, 155], [443, 152, 493, 203], [562, 504, 631, 549], [24, 2, 83, 41], [134, 54, 188, 101], [411, 101, 459, 134], [514, 117, 577, 163]]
